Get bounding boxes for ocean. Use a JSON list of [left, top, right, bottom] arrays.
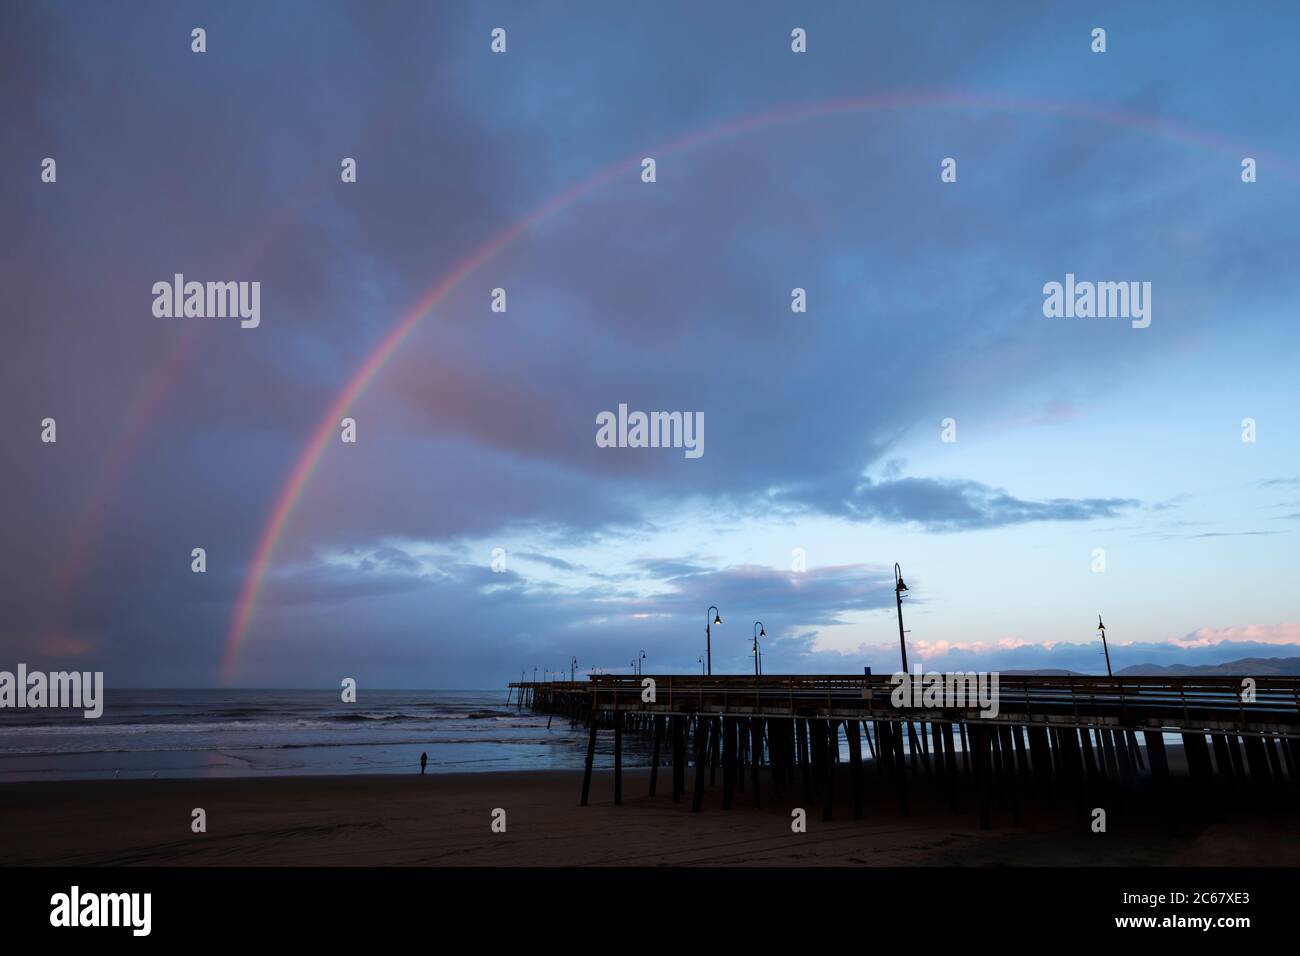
[[0, 688, 642, 782]]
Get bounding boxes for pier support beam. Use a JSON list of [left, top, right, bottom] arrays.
[[998, 725, 1022, 825], [1011, 724, 1031, 782], [891, 721, 910, 816], [798, 719, 813, 804], [941, 722, 959, 814], [691, 715, 710, 812], [1264, 735, 1284, 789], [1114, 728, 1137, 786], [973, 724, 992, 830], [580, 714, 598, 806], [1183, 732, 1215, 793], [736, 718, 746, 794], [722, 716, 736, 809], [822, 720, 837, 822], [847, 719, 864, 819], [1027, 725, 1054, 802], [613, 710, 623, 806], [1243, 733, 1272, 786], [906, 722, 921, 775], [1099, 728, 1120, 781], [1211, 732, 1234, 782], [1226, 734, 1246, 782], [649, 714, 664, 797], [1144, 730, 1170, 787], [710, 716, 720, 788], [1282, 738, 1300, 786], [672, 716, 685, 802], [1078, 727, 1099, 784], [1127, 730, 1145, 772]]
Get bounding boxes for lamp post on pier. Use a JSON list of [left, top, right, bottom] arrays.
[[752, 622, 766, 677], [1098, 615, 1113, 677], [706, 607, 721, 675], [894, 563, 910, 673]]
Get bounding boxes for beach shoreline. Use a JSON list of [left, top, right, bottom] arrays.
[[3, 766, 1299, 867]]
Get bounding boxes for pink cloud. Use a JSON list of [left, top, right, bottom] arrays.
[[913, 637, 1048, 660], [1171, 622, 1300, 648]]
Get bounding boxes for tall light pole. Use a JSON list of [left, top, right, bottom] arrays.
[[752, 622, 766, 677], [570, 657, 578, 682], [1098, 615, 1112, 677], [698, 655, 705, 675], [532, 666, 538, 683], [706, 606, 721, 675], [894, 563, 909, 673], [639, 649, 646, 675]]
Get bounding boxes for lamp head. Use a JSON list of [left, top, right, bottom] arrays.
[[713, 612, 722, 625], [896, 576, 908, 593]]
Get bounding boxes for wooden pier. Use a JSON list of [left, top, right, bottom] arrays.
[[508, 674, 1300, 828]]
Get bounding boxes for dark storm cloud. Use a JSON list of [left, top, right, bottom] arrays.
[[3, 1, 1298, 684]]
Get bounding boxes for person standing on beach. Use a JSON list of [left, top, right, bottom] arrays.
[[420, 752, 428, 775]]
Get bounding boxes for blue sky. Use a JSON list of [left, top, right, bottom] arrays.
[[2, 1, 1297, 686]]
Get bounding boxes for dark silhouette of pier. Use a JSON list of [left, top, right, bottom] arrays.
[[508, 674, 1300, 829]]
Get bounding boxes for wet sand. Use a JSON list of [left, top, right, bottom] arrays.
[[3, 767, 1299, 866]]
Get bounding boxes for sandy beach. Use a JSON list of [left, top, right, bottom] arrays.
[[4, 766, 1299, 867]]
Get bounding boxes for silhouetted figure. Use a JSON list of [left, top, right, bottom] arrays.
[[420, 752, 428, 775]]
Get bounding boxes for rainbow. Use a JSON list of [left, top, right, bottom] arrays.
[[219, 90, 1286, 683]]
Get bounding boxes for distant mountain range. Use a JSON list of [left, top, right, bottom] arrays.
[[1116, 657, 1300, 676], [1004, 657, 1300, 677]]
